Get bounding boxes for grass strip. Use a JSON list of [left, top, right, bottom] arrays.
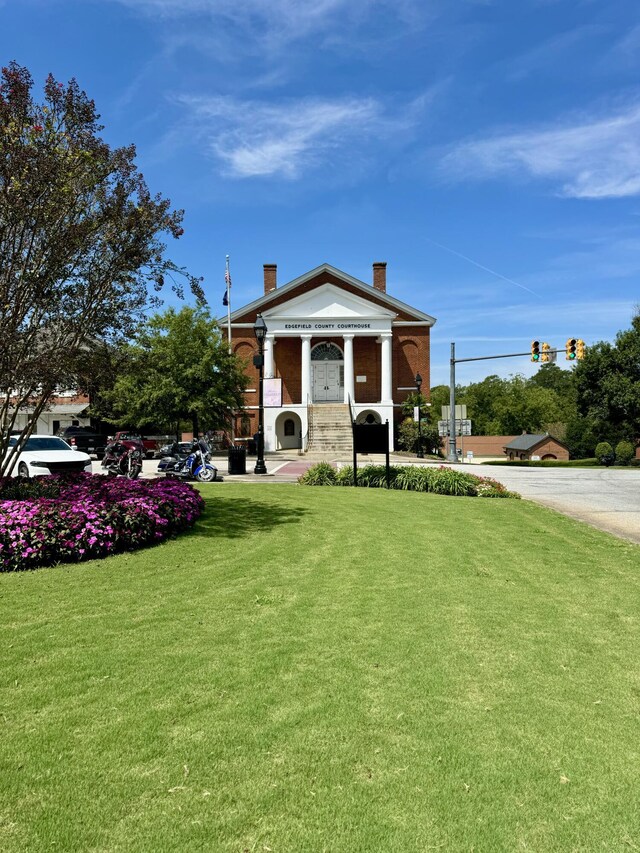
[[1, 484, 639, 851]]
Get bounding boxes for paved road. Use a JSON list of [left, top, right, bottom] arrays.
[[93, 457, 640, 545], [465, 464, 640, 545]]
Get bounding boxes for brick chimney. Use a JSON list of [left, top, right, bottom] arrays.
[[264, 263, 277, 294], [373, 261, 387, 293]]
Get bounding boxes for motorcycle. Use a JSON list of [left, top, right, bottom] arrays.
[[157, 437, 218, 483], [101, 441, 144, 479]]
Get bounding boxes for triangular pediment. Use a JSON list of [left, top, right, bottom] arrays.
[[261, 283, 396, 320]]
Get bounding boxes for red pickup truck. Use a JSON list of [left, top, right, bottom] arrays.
[[109, 432, 158, 459]]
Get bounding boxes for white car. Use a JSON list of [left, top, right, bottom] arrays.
[[6, 435, 93, 478]]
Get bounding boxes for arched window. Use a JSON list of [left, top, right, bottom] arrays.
[[284, 418, 295, 436], [311, 342, 343, 361]]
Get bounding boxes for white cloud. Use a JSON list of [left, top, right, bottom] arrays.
[[110, 0, 421, 45], [175, 94, 392, 178], [442, 101, 640, 199]]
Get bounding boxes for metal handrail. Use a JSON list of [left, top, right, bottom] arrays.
[[301, 395, 311, 452], [347, 393, 356, 424]]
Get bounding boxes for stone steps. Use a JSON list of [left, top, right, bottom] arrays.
[[308, 403, 352, 453]]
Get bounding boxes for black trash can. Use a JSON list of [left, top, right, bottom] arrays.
[[227, 444, 247, 475]]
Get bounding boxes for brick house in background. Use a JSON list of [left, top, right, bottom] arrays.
[[225, 262, 436, 452], [503, 433, 570, 461]]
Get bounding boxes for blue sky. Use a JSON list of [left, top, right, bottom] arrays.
[[2, 0, 639, 384]]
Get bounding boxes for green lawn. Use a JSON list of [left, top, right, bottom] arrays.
[[1, 484, 639, 852]]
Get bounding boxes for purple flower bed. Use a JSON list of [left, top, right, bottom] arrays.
[[0, 473, 205, 572]]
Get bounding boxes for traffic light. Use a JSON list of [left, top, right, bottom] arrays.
[[541, 342, 551, 363], [576, 339, 586, 360], [566, 338, 577, 360], [531, 340, 540, 362]]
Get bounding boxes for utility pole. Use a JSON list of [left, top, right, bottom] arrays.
[[446, 343, 576, 463], [448, 343, 457, 462]]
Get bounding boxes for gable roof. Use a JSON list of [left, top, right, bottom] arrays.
[[226, 263, 436, 325], [504, 433, 568, 451]]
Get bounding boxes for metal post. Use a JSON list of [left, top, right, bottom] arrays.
[[253, 315, 268, 475], [352, 420, 358, 487], [415, 373, 424, 459], [254, 342, 267, 474], [448, 342, 457, 462], [385, 420, 390, 488]]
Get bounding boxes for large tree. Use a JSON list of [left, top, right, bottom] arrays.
[[570, 311, 640, 452], [455, 373, 573, 436], [0, 62, 203, 474], [103, 306, 248, 438]]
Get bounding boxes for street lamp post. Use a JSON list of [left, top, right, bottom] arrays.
[[415, 372, 424, 459], [253, 314, 268, 475]]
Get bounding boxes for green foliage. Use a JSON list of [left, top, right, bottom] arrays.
[[335, 466, 355, 486], [458, 374, 573, 437], [572, 313, 640, 452], [397, 417, 440, 455], [614, 440, 635, 466], [300, 464, 519, 498], [400, 391, 430, 418], [428, 385, 451, 422], [595, 442, 614, 466], [485, 459, 600, 467], [104, 306, 248, 435], [352, 465, 397, 488], [0, 476, 62, 500], [298, 461, 337, 486], [0, 63, 202, 475]]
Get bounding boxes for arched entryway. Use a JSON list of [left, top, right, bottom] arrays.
[[355, 409, 382, 425], [311, 342, 344, 402], [275, 411, 302, 450]]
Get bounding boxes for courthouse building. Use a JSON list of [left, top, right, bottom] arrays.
[[227, 262, 436, 452]]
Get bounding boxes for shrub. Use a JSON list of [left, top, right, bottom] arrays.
[[299, 463, 520, 499], [595, 442, 615, 466], [298, 462, 337, 486], [336, 466, 355, 486], [397, 417, 440, 456], [475, 476, 521, 499], [354, 464, 399, 488], [0, 473, 204, 572], [614, 440, 635, 466], [395, 466, 432, 492]]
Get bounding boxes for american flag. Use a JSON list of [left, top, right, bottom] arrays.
[[223, 266, 231, 306]]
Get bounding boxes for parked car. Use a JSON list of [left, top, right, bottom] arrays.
[[108, 431, 157, 459], [56, 426, 108, 458], [6, 435, 93, 478], [158, 440, 192, 459]]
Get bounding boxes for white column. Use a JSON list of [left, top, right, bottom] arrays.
[[343, 334, 354, 404], [301, 335, 312, 405], [264, 334, 275, 379], [380, 333, 393, 404]]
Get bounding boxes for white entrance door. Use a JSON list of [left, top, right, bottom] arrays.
[[313, 363, 342, 401]]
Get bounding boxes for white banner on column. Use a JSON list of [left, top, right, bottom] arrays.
[[263, 378, 282, 407]]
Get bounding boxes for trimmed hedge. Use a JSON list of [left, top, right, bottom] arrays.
[[299, 463, 520, 498], [0, 473, 205, 572]]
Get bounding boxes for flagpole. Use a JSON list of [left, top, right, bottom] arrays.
[[225, 254, 235, 444], [225, 254, 232, 353]]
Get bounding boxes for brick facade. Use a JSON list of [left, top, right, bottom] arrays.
[[231, 265, 432, 416], [227, 262, 435, 450]]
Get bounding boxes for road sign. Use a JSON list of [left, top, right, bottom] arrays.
[[441, 405, 467, 420], [438, 419, 472, 437]]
